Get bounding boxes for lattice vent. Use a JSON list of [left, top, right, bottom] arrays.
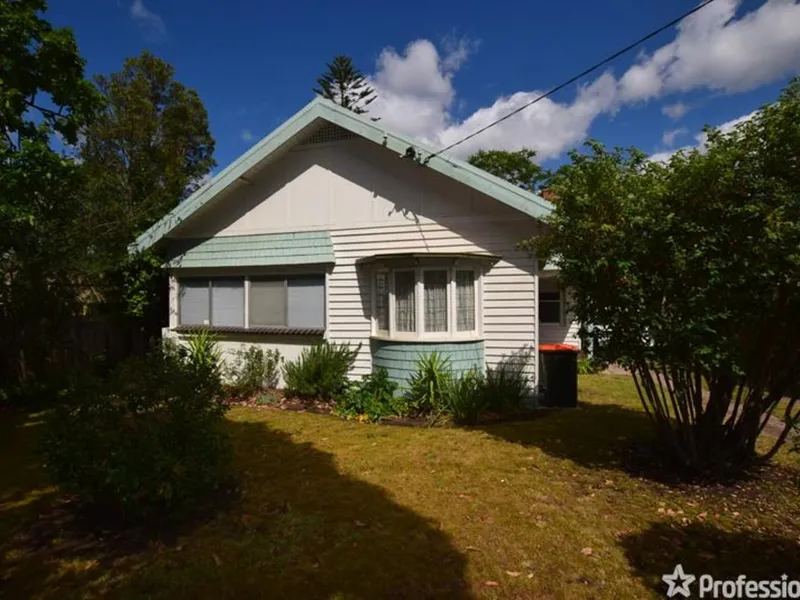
[[299, 122, 358, 145]]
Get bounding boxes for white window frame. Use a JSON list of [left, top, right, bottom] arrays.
[[538, 286, 564, 325], [371, 264, 482, 342]]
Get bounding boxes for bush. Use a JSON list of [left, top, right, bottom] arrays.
[[334, 368, 401, 422], [184, 329, 223, 381], [444, 370, 486, 425], [577, 357, 604, 375], [283, 342, 360, 400], [255, 390, 281, 406], [482, 365, 528, 414], [226, 345, 282, 399], [406, 352, 452, 417], [40, 341, 232, 522]]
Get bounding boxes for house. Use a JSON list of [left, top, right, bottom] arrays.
[[134, 97, 580, 390]]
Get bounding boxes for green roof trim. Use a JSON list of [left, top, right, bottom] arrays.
[[165, 231, 334, 269], [134, 97, 554, 253]]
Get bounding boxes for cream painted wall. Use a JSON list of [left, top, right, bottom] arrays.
[[168, 137, 546, 384], [163, 329, 316, 389]]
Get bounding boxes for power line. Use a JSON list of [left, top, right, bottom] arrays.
[[424, 0, 718, 162]]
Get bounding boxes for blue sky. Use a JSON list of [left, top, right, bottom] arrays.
[[49, 0, 800, 171]]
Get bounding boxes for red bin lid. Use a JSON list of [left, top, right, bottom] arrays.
[[539, 343, 579, 352]]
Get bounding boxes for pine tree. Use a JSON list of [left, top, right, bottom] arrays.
[[313, 55, 376, 114]]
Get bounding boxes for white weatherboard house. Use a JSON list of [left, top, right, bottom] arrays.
[[134, 97, 580, 390]]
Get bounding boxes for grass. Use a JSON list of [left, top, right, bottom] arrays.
[[1, 374, 799, 599]]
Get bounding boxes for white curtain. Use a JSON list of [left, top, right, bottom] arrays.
[[424, 270, 448, 332], [375, 272, 389, 331], [394, 271, 416, 332], [456, 270, 475, 331]]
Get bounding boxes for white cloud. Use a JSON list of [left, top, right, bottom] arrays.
[[368, 0, 800, 160], [650, 109, 758, 162], [663, 101, 690, 120], [619, 0, 800, 101], [240, 129, 255, 142], [662, 127, 689, 146], [130, 0, 165, 40]]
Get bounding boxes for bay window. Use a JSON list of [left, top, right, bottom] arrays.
[[371, 265, 482, 340], [178, 274, 325, 331]]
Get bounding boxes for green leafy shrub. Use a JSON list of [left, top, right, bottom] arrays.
[[283, 342, 360, 400], [483, 365, 528, 414], [406, 352, 452, 417], [227, 345, 282, 399], [255, 390, 281, 406], [444, 369, 486, 425], [185, 329, 223, 382], [577, 357, 604, 375], [40, 344, 232, 522], [335, 368, 401, 422]]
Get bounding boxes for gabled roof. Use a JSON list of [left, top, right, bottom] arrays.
[[133, 97, 554, 252]]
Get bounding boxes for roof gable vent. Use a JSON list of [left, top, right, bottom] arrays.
[[299, 122, 358, 146]]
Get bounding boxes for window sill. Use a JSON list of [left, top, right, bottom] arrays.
[[370, 333, 483, 344], [174, 324, 325, 336]]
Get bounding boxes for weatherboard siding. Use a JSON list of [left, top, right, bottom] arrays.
[[372, 340, 485, 389], [169, 138, 541, 384], [323, 220, 537, 382]]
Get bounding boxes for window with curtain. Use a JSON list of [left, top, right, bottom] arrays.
[[375, 271, 389, 331], [178, 275, 324, 330], [394, 270, 416, 332], [373, 265, 480, 340], [456, 270, 475, 331], [424, 270, 448, 332]]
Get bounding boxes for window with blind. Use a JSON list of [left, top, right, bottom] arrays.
[[177, 275, 324, 330], [371, 266, 480, 340]]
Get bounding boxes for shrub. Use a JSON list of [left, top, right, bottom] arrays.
[[283, 342, 360, 400], [577, 357, 604, 375], [483, 365, 529, 414], [444, 369, 486, 425], [40, 343, 232, 522], [227, 345, 282, 399], [406, 352, 452, 417], [184, 329, 223, 383], [255, 390, 281, 406], [335, 368, 401, 422]]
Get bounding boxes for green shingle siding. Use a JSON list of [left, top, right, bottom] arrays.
[[371, 339, 485, 389], [165, 231, 334, 269]]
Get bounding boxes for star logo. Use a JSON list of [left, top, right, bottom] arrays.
[[662, 564, 696, 598]]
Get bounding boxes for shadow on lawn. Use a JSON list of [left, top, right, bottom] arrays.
[[620, 521, 800, 595], [474, 400, 710, 484], [0, 416, 471, 599]]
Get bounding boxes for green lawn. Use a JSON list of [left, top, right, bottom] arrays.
[[2, 374, 799, 599]]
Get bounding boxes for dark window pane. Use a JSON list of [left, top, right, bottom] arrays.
[[249, 279, 286, 327], [287, 276, 325, 328], [539, 300, 561, 324], [179, 279, 209, 325]]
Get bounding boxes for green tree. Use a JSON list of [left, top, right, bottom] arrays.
[[0, 0, 103, 388], [468, 148, 550, 193], [80, 51, 216, 317], [313, 55, 376, 114], [528, 80, 800, 476]]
